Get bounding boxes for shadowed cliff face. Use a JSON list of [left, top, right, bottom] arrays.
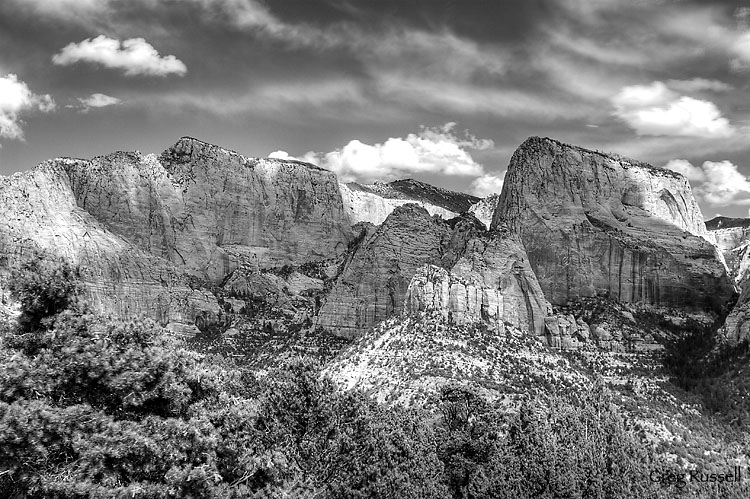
[[65, 138, 352, 283], [493, 137, 734, 315]]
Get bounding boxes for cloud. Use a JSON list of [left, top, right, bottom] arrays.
[[284, 124, 489, 183], [663, 159, 706, 182], [665, 158, 750, 206], [268, 150, 291, 159], [730, 32, 750, 71], [665, 78, 733, 93], [611, 81, 734, 138], [76, 93, 122, 112], [699, 160, 750, 206], [0, 74, 55, 141], [52, 36, 187, 77], [470, 172, 506, 197]]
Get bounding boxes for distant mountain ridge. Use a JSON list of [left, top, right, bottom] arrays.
[[349, 178, 479, 212], [340, 178, 485, 226], [705, 216, 750, 231]]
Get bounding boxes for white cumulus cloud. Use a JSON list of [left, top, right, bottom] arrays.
[[611, 81, 734, 138], [52, 35, 187, 77], [663, 159, 707, 182], [698, 160, 750, 206], [268, 150, 291, 159], [282, 124, 490, 183], [0, 74, 55, 141], [470, 172, 506, 197], [665, 158, 750, 206]]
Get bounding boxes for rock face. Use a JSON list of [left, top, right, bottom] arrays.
[[0, 137, 353, 326], [65, 138, 351, 282], [0, 162, 217, 325], [404, 228, 550, 338], [316, 205, 484, 337], [339, 179, 479, 225], [493, 137, 734, 314], [702, 217, 750, 344], [705, 217, 750, 283], [468, 194, 500, 229]]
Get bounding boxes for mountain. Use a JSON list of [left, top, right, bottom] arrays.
[[3, 135, 749, 498], [493, 137, 734, 316], [705, 216, 750, 231], [66, 137, 352, 282], [340, 178, 480, 225], [0, 138, 353, 329], [316, 206, 486, 337]]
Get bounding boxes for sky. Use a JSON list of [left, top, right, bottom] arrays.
[[1, 0, 750, 218]]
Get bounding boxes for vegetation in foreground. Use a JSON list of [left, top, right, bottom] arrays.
[[0, 262, 748, 498]]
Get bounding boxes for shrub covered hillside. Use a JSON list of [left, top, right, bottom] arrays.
[[0, 262, 746, 498]]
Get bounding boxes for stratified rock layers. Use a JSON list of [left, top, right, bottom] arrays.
[[0, 137, 352, 325], [493, 137, 733, 314], [317, 205, 484, 337], [66, 137, 351, 282], [0, 162, 216, 324], [404, 230, 550, 338]]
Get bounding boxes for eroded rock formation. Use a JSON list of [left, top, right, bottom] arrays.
[[404, 228, 550, 338], [316, 205, 485, 337], [493, 137, 734, 315]]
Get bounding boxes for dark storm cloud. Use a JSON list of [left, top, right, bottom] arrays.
[[1, 0, 750, 215]]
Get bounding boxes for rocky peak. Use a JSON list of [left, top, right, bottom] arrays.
[[493, 136, 733, 313], [496, 136, 706, 236]]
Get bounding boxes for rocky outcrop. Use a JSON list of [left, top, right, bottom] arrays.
[[316, 205, 484, 338], [65, 137, 351, 282], [705, 217, 750, 283], [493, 137, 734, 315], [404, 228, 550, 338], [468, 194, 500, 229], [340, 179, 479, 226], [0, 162, 217, 326]]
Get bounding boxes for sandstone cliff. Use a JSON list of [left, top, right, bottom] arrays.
[[493, 137, 734, 314], [705, 217, 750, 283], [340, 179, 479, 225], [404, 227, 550, 338], [316, 205, 485, 337], [66, 138, 351, 282], [0, 162, 217, 325], [0, 137, 354, 327], [703, 217, 750, 344]]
